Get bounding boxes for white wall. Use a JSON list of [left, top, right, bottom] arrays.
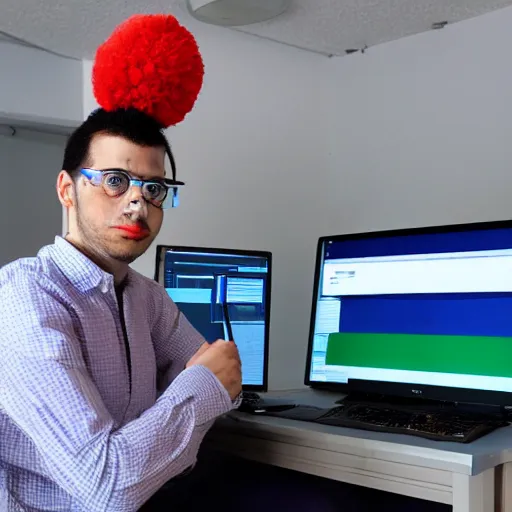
[[0, 129, 67, 267], [0, 40, 79, 267], [325, 6, 512, 235], [0, 41, 83, 127], [82, 7, 512, 390]]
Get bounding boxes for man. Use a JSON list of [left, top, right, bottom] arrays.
[[0, 107, 242, 511]]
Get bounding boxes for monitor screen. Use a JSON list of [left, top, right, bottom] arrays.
[[305, 220, 512, 405], [155, 245, 271, 390]]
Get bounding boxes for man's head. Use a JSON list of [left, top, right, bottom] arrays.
[[57, 108, 180, 270]]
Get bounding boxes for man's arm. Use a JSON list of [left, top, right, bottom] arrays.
[[0, 276, 234, 512]]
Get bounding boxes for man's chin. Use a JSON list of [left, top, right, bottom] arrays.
[[110, 238, 153, 263], [111, 252, 138, 264]]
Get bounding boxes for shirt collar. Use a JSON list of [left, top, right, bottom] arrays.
[[48, 236, 114, 293]]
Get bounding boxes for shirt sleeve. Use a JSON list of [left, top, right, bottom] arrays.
[[150, 281, 244, 408], [0, 274, 235, 512]]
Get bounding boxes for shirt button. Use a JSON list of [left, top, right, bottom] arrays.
[[100, 281, 109, 294]]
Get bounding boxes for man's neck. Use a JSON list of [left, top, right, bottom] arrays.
[[64, 235, 129, 286]]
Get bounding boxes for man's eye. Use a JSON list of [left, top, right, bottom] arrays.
[[145, 183, 165, 199], [105, 174, 125, 188]]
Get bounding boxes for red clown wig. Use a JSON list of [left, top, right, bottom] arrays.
[[92, 14, 204, 128]]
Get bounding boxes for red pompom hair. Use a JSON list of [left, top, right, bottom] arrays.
[[92, 14, 204, 127]]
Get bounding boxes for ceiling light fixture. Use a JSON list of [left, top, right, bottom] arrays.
[[186, 0, 291, 27]]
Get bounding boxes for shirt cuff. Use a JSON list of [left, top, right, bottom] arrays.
[[165, 365, 234, 425]]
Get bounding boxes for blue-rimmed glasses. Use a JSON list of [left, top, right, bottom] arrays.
[[80, 168, 184, 209]]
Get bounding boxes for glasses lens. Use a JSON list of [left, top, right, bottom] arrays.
[[102, 172, 130, 197], [142, 182, 168, 207]]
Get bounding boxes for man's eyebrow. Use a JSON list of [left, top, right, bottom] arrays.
[[111, 168, 166, 181], [142, 174, 167, 181]]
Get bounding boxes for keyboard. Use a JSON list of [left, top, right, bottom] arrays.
[[313, 403, 509, 443]]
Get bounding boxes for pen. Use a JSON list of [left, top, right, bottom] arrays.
[[222, 300, 235, 342]]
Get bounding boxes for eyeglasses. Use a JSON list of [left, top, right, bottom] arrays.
[[80, 168, 184, 209]]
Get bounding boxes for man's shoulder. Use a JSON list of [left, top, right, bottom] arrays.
[[0, 256, 44, 288], [0, 250, 80, 356], [0, 249, 65, 303]]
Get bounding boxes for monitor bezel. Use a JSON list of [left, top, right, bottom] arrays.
[[155, 244, 272, 392], [304, 219, 512, 407]]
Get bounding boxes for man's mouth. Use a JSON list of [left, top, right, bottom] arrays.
[[113, 225, 150, 240]]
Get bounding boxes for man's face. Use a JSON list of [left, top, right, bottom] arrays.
[[65, 134, 166, 264]]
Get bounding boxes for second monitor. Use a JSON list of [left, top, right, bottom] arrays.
[[154, 245, 271, 391]]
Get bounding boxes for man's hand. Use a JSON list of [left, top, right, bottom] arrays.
[[187, 340, 242, 400], [186, 342, 210, 368]]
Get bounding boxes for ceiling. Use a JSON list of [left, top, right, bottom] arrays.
[[0, 0, 511, 59]]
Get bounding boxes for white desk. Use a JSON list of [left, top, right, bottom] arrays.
[[205, 390, 512, 512]]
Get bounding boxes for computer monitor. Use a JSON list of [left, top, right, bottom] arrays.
[[305, 220, 512, 406], [155, 245, 272, 391]]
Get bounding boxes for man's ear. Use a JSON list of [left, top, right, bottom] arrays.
[[56, 171, 75, 208]]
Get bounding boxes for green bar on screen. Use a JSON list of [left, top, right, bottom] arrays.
[[325, 332, 512, 378]]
